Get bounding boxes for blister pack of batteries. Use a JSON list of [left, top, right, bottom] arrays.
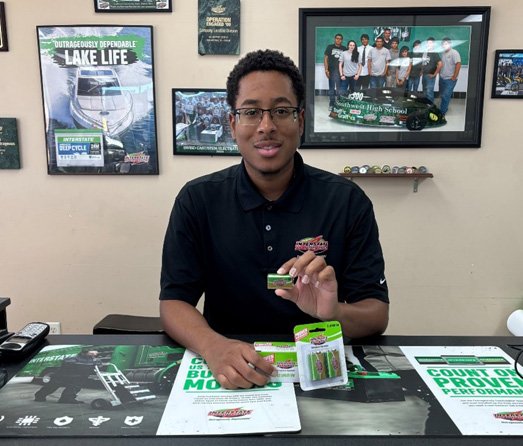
[[294, 321, 348, 391]]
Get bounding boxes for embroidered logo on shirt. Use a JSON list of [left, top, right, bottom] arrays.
[[294, 235, 329, 254]]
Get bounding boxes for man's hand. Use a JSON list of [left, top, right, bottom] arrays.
[[160, 300, 276, 390], [201, 337, 277, 390], [274, 250, 339, 321]]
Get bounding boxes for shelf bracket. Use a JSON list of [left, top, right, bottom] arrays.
[[414, 178, 419, 193]]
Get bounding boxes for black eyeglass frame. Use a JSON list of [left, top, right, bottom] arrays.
[[232, 107, 301, 125]]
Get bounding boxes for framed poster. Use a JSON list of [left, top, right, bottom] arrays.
[[0, 2, 8, 52], [491, 50, 523, 98], [36, 25, 159, 174], [173, 88, 239, 155], [299, 7, 491, 149], [94, 0, 172, 12]]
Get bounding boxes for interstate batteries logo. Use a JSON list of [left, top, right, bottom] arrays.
[[494, 410, 523, 421], [277, 359, 297, 370], [208, 407, 253, 418], [124, 151, 150, 165], [295, 235, 328, 254]]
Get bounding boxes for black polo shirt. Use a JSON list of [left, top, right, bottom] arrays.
[[160, 153, 388, 335]]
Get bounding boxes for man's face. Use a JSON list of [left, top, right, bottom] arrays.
[[384, 30, 391, 40], [391, 41, 398, 49], [427, 40, 434, 51], [361, 36, 369, 46], [443, 40, 452, 52], [334, 35, 343, 47], [375, 38, 384, 49], [229, 71, 304, 180]]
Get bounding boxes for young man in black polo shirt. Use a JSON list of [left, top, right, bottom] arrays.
[[160, 50, 389, 390]]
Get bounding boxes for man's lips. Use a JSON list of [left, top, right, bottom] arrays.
[[254, 141, 281, 156]]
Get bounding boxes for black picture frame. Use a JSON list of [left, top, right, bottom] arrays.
[[172, 88, 239, 156], [491, 50, 523, 99], [94, 0, 172, 13], [299, 7, 490, 149], [0, 2, 8, 52], [37, 25, 159, 175]]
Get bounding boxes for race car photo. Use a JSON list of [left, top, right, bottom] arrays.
[[329, 88, 447, 131]]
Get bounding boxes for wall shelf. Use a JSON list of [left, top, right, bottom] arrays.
[[339, 173, 434, 193]]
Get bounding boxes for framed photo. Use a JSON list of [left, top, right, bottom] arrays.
[[36, 25, 159, 174], [173, 89, 239, 156], [94, 0, 172, 12], [299, 7, 491, 149], [491, 50, 523, 99], [0, 2, 8, 52]]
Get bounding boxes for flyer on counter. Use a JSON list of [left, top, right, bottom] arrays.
[[156, 349, 301, 435], [401, 346, 523, 435], [0, 345, 184, 436]]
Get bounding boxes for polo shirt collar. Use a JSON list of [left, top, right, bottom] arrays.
[[237, 152, 307, 213]]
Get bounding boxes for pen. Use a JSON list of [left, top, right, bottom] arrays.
[[247, 362, 274, 378]]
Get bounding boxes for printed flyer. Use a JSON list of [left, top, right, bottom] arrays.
[[36, 26, 159, 174], [401, 346, 523, 435], [0, 345, 184, 436], [156, 349, 301, 435]]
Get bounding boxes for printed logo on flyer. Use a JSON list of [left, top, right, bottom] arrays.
[[208, 407, 253, 419], [494, 410, 523, 421]]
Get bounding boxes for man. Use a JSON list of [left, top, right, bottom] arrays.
[[357, 34, 371, 90], [386, 37, 400, 88], [160, 50, 389, 390], [34, 349, 102, 403], [408, 40, 423, 93], [382, 28, 392, 49], [422, 37, 442, 102], [368, 37, 391, 88], [324, 34, 346, 108], [438, 37, 461, 116]]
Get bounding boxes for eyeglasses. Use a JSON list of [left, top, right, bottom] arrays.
[[233, 107, 300, 126]]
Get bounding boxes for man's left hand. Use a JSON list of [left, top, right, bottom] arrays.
[[274, 250, 338, 321]]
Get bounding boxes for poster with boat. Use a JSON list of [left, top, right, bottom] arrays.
[[37, 26, 159, 174]]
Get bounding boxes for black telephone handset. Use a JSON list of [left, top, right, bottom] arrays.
[[0, 322, 50, 360]]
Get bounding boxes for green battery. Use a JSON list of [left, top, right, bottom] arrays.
[[267, 273, 293, 289], [308, 352, 326, 381], [325, 350, 342, 378]]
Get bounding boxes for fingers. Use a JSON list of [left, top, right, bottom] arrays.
[[207, 340, 277, 390], [277, 251, 335, 288]]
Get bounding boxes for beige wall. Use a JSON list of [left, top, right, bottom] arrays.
[[0, 0, 522, 335]]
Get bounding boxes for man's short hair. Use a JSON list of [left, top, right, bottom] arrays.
[[442, 37, 452, 44], [413, 40, 422, 47], [427, 37, 435, 42], [226, 49, 305, 109], [361, 33, 370, 40], [391, 37, 399, 44], [335, 33, 343, 40]]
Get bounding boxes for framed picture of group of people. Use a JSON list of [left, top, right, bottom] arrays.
[[172, 88, 239, 156], [299, 7, 491, 149]]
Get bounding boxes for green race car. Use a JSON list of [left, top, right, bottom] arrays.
[[330, 88, 446, 131]]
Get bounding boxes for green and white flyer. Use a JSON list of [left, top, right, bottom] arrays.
[[156, 349, 301, 435], [401, 346, 523, 435]]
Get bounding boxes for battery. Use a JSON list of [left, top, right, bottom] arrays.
[[309, 352, 326, 381], [267, 274, 293, 289], [325, 350, 342, 378]]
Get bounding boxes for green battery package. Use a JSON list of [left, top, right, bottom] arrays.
[[294, 321, 348, 391], [254, 341, 298, 383]]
